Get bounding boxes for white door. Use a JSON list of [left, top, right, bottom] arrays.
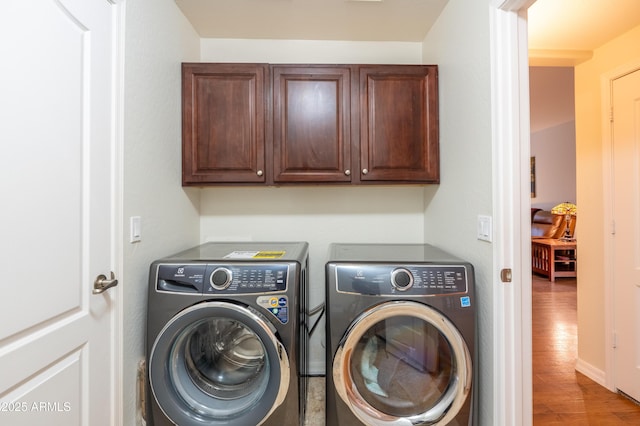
[[0, 0, 119, 425], [612, 68, 640, 402]]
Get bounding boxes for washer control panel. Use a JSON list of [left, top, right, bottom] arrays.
[[335, 264, 468, 296], [156, 263, 289, 294]]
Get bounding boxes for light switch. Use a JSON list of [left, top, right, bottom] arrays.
[[477, 215, 492, 242], [130, 216, 142, 243]]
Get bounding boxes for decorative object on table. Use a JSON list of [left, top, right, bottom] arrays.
[[551, 202, 577, 241], [530, 157, 536, 198]]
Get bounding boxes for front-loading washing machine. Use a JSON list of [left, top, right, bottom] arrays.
[[145, 242, 309, 426], [326, 243, 476, 426]]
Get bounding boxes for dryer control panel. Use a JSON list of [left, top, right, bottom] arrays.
[[155, 263, 289, 294], [335, 264, 468, 296]]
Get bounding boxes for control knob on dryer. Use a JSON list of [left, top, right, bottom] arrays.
[[391, 268, 413, 291]]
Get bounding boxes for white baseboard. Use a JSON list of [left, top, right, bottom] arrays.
[[575, 357, 609, 389]]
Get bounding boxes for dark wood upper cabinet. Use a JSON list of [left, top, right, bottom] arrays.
[[182, 63, 438, 186], [182, 63, 268, 185], [272, 65, 352, 183], [359, 65, 439, 183]]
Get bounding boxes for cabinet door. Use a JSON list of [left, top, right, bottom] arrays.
[[359, 65, 439, 183], [182, 63, 268, 184], [272, 65, 352, 183]]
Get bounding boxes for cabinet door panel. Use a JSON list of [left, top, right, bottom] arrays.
[[183, 63, 267, 184], [359, 65, 439, 183], [273, 66, 351, 182]]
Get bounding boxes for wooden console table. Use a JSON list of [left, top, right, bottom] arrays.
[[532, 238, 577, 282]]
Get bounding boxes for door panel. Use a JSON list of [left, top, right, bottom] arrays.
[[612, 68, 640, 402], [1, 350, 83, 425], [0, 1, 117, 424]]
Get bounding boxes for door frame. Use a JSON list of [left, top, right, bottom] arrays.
[[490, 0, 536, 425], [601, 59, 640, 392], [112, 0, 125, 421]]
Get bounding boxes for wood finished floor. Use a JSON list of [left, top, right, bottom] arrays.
[[532, 274, 640, 424]]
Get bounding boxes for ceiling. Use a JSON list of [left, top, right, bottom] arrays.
[[175, 0, 448, 42], [177, 0, 640, 57], [528, 0, 640, 66]]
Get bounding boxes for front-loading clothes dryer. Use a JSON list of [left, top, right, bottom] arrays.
[[146, 242, 309, 426], [326, 243, 476, 426]]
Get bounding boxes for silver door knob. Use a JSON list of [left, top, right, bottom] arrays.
[[257, 170, 263, 176], [93, 271, 118, 294], [362, 168, 368, 175], [344, 169, 351, 176]]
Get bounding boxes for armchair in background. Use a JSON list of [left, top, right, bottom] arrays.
[[531, 208, 576, 239]]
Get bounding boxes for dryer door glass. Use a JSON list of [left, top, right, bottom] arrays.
[[333, 301, 471, 426], [150, 302, 289, 426], [350, 315, 452, 416]]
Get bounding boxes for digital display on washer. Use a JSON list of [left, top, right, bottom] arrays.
[[155, 263, 289, 294], [203, 264, 288, 294], [335, 264, 468, 296]]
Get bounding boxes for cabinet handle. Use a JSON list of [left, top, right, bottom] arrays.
[[344, 170, 351, 176], [257, 170, 263, 177], [362, 168, 368, 175]]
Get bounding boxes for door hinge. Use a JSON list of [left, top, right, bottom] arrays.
[[613, 332, 617, 349]]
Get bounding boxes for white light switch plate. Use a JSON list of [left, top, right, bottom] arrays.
[[130, 216, 142, 243], [477, 215, 492, 242]]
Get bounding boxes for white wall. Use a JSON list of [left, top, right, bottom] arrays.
[[529, 66, 576, 210], [199, 38, 426, 374], [123, 1, 201, 423], [422, 0, 494, 424], [530, 121, 576, 210]]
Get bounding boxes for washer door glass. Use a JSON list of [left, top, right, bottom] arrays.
[[333, 301, 471, 426], [150, 301, 289, 426], [184, 317, 266, 400]]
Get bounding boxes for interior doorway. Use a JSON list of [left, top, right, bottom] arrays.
[[527, 0, 640, 417]]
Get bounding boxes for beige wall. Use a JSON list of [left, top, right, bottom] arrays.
[[574, 24, 640, 377], [123, 0, 201, 423], [422, 0, 493, 423]]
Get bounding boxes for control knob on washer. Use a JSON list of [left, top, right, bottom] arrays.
[[210, 267, 232, 290], [391, 268, 413, 291]]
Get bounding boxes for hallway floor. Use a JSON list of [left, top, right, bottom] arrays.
[[532, 274, 640, 424]]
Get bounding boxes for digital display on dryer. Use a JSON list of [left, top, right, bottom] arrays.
[[335, 264, 468, 296]]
